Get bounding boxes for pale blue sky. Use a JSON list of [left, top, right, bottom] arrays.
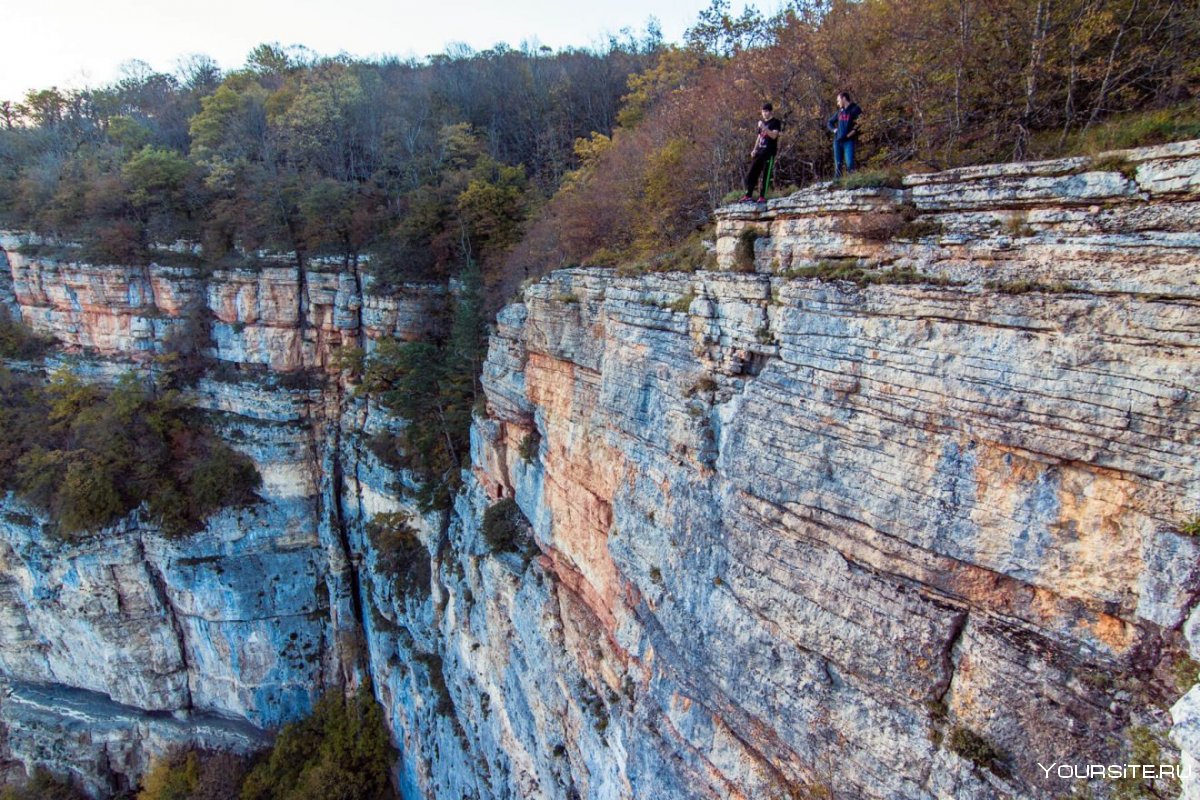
[[1, 0, 730, 102]]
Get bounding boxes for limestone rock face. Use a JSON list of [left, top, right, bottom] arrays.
[[0, 241, 446, 793], [384, 142, 1200, 800], [0, 236, 446, 370], [0, 372, 350, 793], [409, 267, 1198, 799], [0, 681, 268, 798], [2, 141, 1200, 800]]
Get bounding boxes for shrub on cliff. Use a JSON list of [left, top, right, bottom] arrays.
[[131, 692, 394, 800], [366, 511, 431, 597], [0, 769, 88, 800], [138, 750, 201, 800], [0, 369, 261, 537], [138, 749, 252, 800], [240, 685, 396, 800], [0, 307, 52, 360], [482, 497, 532, 554], [947, 725, 1007, 776], [155, 305, 213, 389]]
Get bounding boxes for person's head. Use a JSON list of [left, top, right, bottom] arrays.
[[761, 102, 774, 118], [837, 92, 852, 108]]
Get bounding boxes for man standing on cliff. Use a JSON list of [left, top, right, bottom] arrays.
[[741, 103, 782, 204], [827, 92, 862, 179]]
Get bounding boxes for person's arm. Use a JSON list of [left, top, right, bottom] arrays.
[[847, 107, 861, 138]]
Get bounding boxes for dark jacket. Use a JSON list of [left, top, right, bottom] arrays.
[[827, 103, 861, 141]]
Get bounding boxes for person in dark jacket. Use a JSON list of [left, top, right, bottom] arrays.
[[827, 92, 861, 178], [741, 103, 782, 203]]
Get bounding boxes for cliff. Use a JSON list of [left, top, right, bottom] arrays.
[[386, 140, 1200, 799], [0, 241, 448, 796], [1, 140, 1199, 800]]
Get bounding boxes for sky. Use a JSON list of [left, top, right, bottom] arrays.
[[1, 0, 720, 102]]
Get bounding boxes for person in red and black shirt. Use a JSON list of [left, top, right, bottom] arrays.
[[827, 92, 862, 178], [741, 103, 782, 203]]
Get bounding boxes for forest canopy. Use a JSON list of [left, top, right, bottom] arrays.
[[1, 0, 1197, 299], [0, 34, 661, 294]]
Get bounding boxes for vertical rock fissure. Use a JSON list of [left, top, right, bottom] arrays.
[[294, 251, 309, 370], [328, 419, 368, 673], [136, 533, 194, 711], [931, 610, 969, 707], [350, 254, 366, 353], [916, 610, 969, 790], [1178, 583, 1200, 641], [340, 399, 380, 669]]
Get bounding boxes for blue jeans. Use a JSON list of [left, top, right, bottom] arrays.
[[834, 138, 855, 178]]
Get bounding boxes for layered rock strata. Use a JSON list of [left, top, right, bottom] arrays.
[[715, 139, 1200, 297], [0, 235, 447, 369], [419, 263, 1199, 799], [0, 242, 447, 794], [376, 141, 1200, 800], [2, 140, 1199, 800]]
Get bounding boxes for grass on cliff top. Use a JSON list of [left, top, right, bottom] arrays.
[[720, 184, 802, 205], [1073, 103, 1200, 154], [781, 260, 960, 287], [0, 368, 260, 538], [612, 225, 718, 276], [835, 169, 908, 190], [1019, 101, 1200, 161]]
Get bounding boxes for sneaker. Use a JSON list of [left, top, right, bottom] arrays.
[[739, 194, 753, 202], [757, 196, 767, 204]]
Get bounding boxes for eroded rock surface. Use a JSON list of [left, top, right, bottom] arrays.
[[2, 141, 1199, 800], [376, 141, 1200, 800]]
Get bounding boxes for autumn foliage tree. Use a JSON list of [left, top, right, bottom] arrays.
[[0, 35, 660, 291], [499, 0, 1200, 275], [0, 368, 261, 538]]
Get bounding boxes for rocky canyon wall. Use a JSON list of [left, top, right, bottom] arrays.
[[0, 241, 448, 796], [392, 140, 1200, 799], [1, 139, 1198, 800]]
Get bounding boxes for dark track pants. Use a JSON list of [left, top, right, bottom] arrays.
[[745, 151, 774, 196]]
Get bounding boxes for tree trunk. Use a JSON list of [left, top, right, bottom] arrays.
[[1016, 0, 1051, 160], [1084, 0, 1140, 131]]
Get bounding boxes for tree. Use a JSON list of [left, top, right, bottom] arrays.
[[686, 0, 770, 57], [240, 685, 394, 800], [2, 370, 261, 538], [363, 258, 485, 512]]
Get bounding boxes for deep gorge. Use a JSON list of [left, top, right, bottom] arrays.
[[1, 140, 1198, 800]]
